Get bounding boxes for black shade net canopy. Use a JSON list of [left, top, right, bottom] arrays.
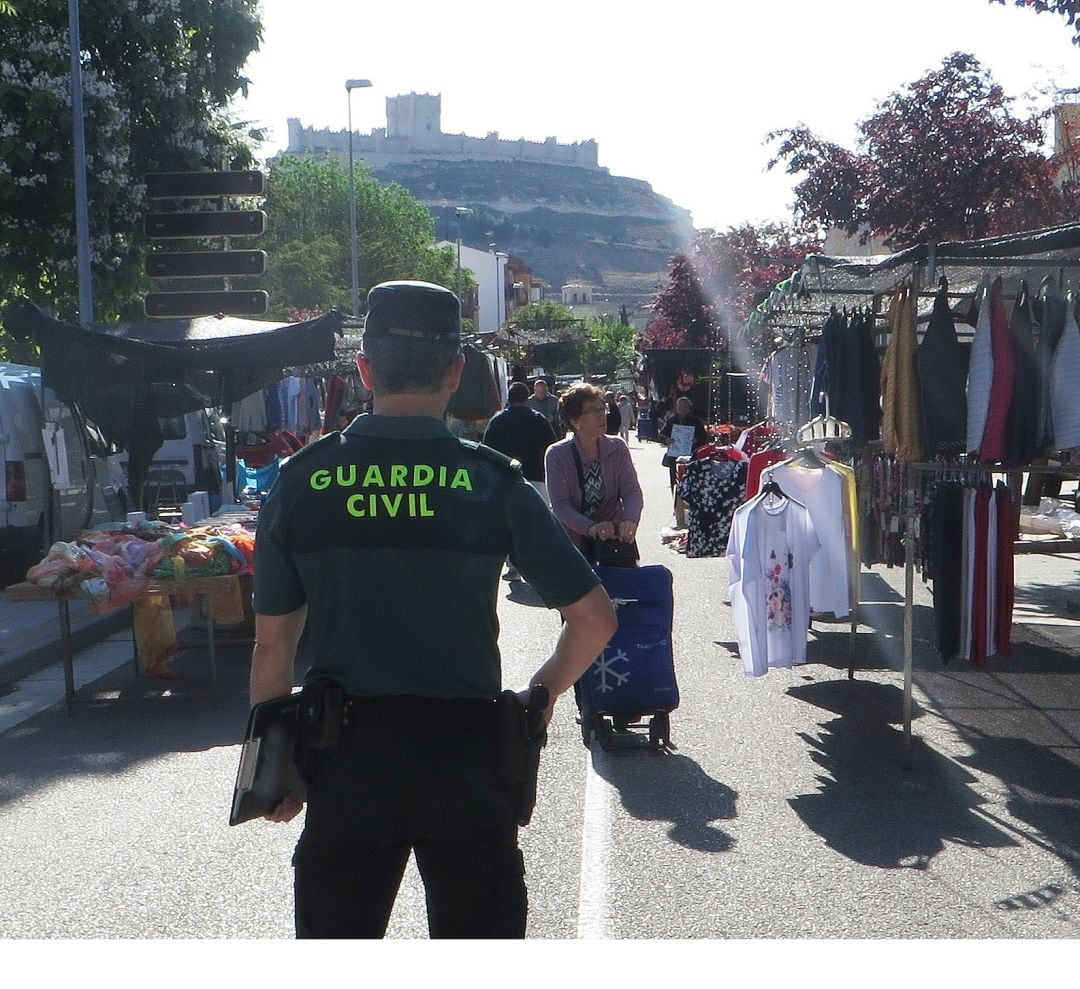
[[744, 222, 1080, 345], [1, 298, 344, 505]]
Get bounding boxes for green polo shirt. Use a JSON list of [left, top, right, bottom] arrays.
[[253, 414, 600, 698]]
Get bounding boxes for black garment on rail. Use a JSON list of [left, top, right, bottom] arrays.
[[810, 308, 881, 445], [928, 481, 966, 661], [1004, 281, 1041, 467], [916, 283, 968, 458], [1033, 276, 1068, 453]]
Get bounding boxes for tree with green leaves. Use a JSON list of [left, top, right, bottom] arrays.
[[255, 154, 465, 318], [767, 52, 1077, 250], [0, 0, 263, 322], [580, 314, 637, 376]]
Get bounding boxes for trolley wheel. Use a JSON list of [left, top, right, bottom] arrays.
[[594, 715, 614, 747], [580, 713, 594, 748], [648, 712, 671, 750]]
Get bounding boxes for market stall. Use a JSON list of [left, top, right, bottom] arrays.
[[740, 222, 1080, 764], [0, 300, 348, 710]]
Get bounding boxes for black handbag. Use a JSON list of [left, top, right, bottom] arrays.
[[592, 536, 640, 567]]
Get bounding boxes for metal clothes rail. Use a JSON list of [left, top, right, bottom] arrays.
[[899, 461, 1080, 767]]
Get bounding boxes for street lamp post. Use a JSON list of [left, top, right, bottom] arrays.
[[454, 206, 471, 303], [346, 78, 372, 317], [68, 0, 93, 323], [495, 251, 508, 330]]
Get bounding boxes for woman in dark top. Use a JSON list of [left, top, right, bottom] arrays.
[[605, 392, 621, 435], [660, 397, 708, 493]]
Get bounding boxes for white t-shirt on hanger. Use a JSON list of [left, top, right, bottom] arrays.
[[770, 461, 851, 617], [728, 494, 820, 677]]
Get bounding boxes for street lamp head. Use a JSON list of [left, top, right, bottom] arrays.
[[346, 79, 373, 91]]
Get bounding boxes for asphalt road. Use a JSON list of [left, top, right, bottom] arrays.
[[2, 438, 1079, 951]]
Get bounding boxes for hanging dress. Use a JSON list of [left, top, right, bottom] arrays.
[[1004, 281, 1041, 466], [678, 458, 748, 558], [917, 281, 969, 458], [1049, 295, 1080, 452], [979, 277, 1015, 464], [1034, 277, 1067, 453], [965, 277, 994, 456], [881, 283, 924, 462]]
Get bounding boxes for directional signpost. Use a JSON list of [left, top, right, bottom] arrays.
[[143, 170, 268, 317]]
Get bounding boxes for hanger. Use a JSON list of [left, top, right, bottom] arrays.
[[760, 470, 787, 507], [787, 445, 828, 469], [795, 401, 853, 444]]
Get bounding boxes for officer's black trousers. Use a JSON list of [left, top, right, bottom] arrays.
[[292, 700, 527, 939]]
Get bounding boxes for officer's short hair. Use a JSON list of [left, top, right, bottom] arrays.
[[507, 381, 530, 404], [362, 280, 463, 394]]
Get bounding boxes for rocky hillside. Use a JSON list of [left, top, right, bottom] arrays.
[[372, 158, 695, 306]]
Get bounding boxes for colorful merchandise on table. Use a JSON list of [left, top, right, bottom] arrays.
[[24, 519, 256, 612]]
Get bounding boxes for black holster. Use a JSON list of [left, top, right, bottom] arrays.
[[294, 676, 347, 783], [496, 684, 549, 826]]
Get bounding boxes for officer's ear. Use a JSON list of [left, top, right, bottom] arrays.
[[357, 353, 375, 390], [445, 352, 466, 395]]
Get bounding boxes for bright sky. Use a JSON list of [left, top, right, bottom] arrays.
[[238, 0, 1079, 232]]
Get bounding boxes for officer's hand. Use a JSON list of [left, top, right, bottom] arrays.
[[516, 688, 554, 727], [617, 520, 637, 543], [263, 793, 304, 824]]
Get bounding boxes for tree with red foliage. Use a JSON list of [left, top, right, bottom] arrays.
[[767, 52, 1078, 250], [641, 252, 718, 350], [991, 0, 1080, 43], [642, 226, 819, 350], [695, 223, 820, 316]]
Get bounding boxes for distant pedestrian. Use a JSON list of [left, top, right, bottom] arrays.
[[616, 392, 634, 444], [483, 381, 557, 580], [605, 392, 621, 435], [527, 379, 561, 436]]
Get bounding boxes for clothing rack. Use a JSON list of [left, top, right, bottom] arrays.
[[899, 461, 1080, 768]]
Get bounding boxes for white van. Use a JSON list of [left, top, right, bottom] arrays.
[[0, 363, 128, 569], [118, 408, 226, 507]]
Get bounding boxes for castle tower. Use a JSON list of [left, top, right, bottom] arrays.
[[386, 93, 442, 150]]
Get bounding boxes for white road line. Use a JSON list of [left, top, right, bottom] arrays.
[[577, 744, 611, 938]]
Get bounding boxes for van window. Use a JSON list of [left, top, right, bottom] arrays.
[[159, 416, 187, 440]]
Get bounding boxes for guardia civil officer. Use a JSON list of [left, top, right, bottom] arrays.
[[250, 280, 617, 939]]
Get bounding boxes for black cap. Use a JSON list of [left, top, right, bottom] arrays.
[[363, 280, 461, 343]]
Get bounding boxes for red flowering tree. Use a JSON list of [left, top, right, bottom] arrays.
[[641, 252, 718, 350], [767, 52, 1080, 249]]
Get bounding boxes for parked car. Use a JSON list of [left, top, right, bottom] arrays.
[[234, 428, 304, 468], [1, 363, 128, 570]]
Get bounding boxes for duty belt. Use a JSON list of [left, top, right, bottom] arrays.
[[343, 694, 499, 731]]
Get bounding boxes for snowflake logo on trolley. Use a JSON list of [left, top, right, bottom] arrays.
[[590, 647, 630, 693]]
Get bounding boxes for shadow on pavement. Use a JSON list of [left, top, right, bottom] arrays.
[[0, 628, 263, 811], [954, 730, 1080, 883], [786, 638, 1080, 878], [786, 679, 1016, 869], [786, 716, 1016, 869], [589, 746, 738, 853], [504, 581, 548, 608]]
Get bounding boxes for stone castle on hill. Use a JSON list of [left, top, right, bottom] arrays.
[[287, 92, 601, 173], [284, 93, 695, 308]]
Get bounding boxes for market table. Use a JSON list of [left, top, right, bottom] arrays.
[[4, 574, 245, 714]]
